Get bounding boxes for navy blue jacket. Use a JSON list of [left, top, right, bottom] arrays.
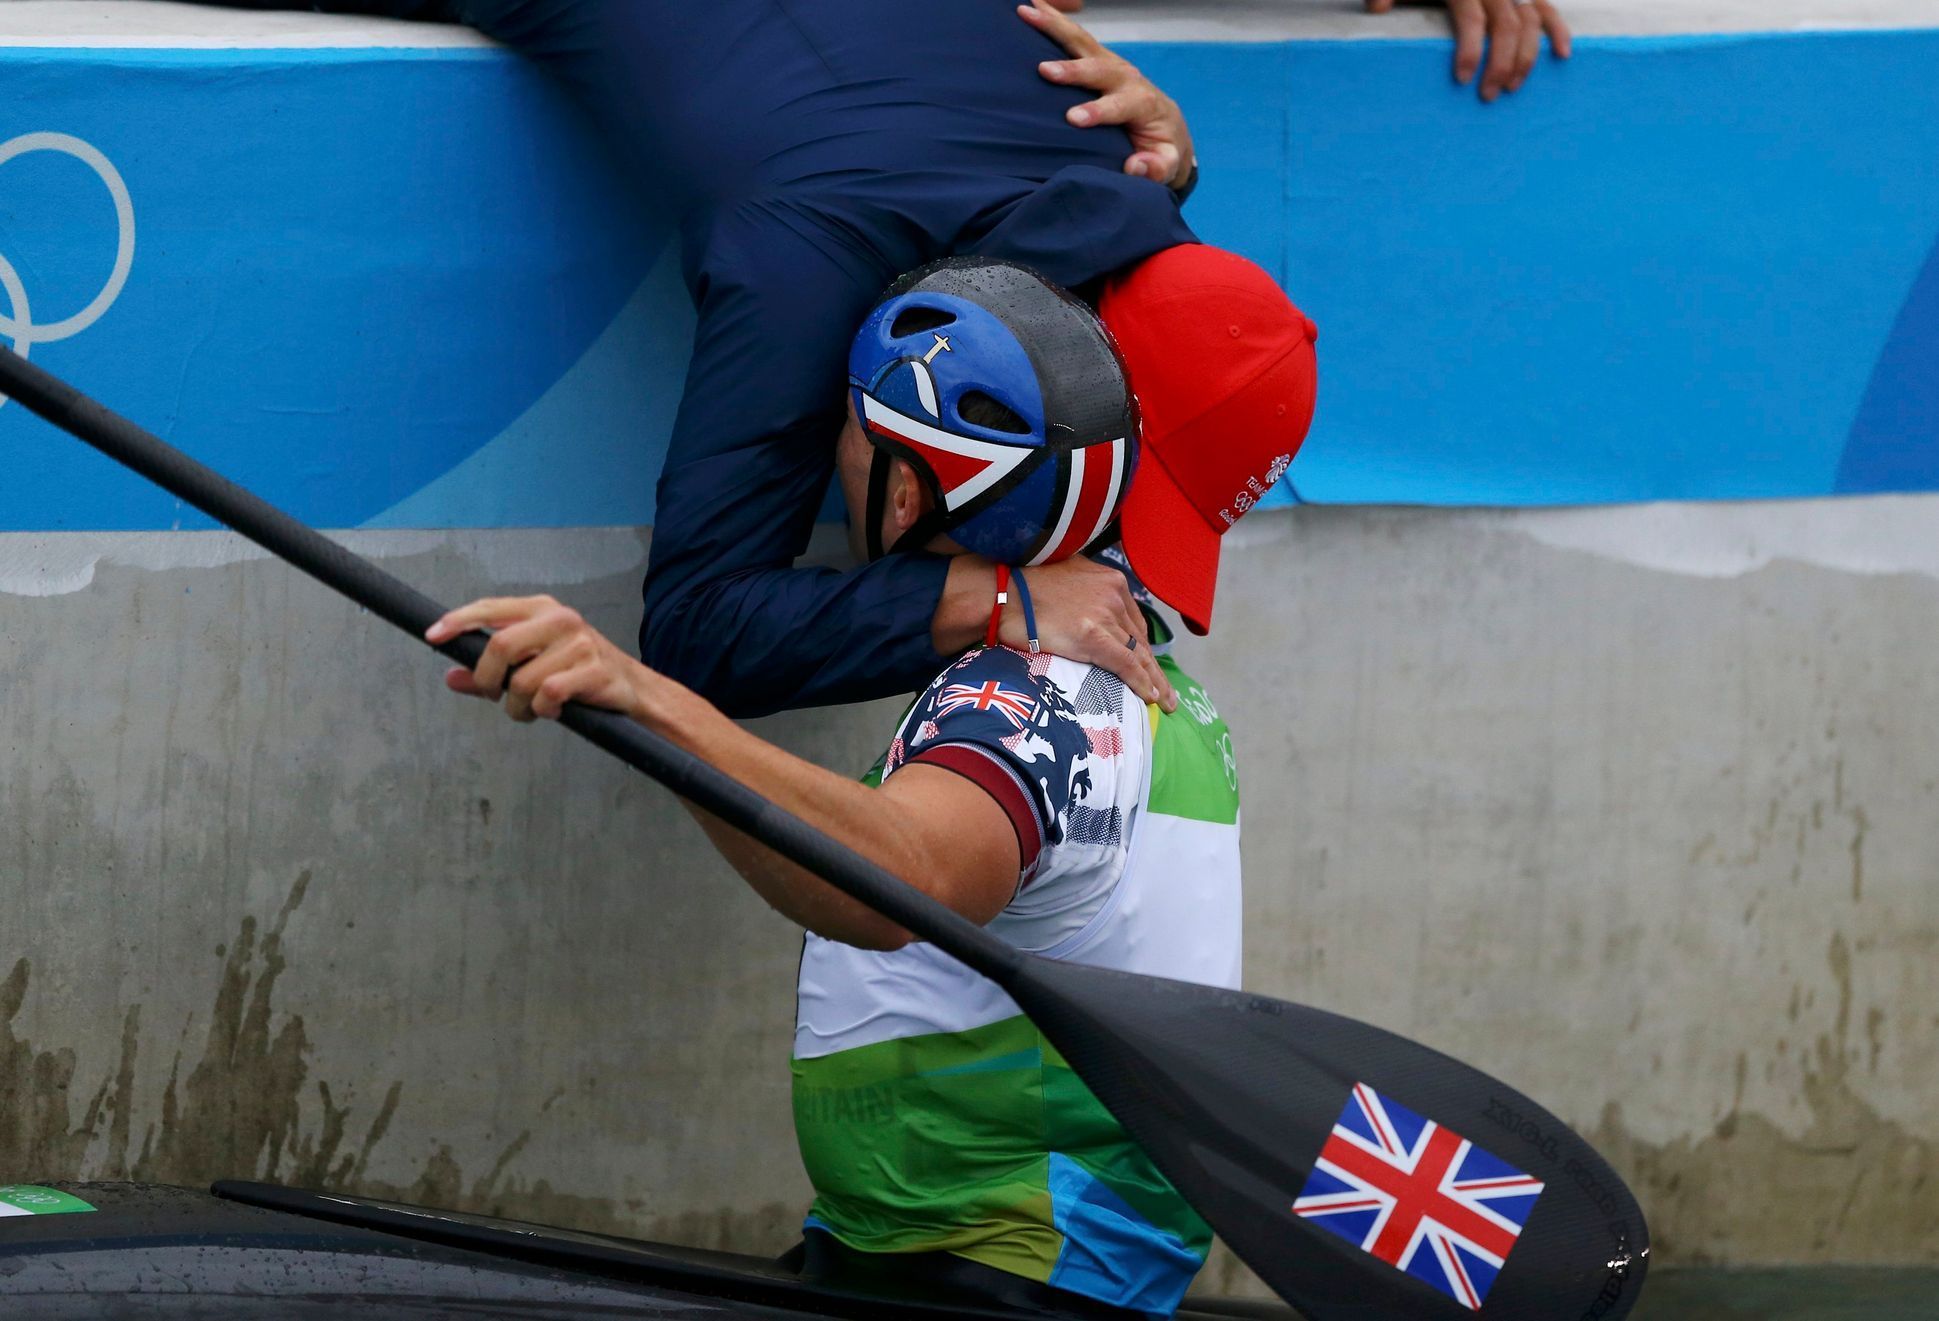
[[230, 0, 1197, 714]]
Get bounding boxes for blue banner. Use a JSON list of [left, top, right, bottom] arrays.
[[1, 30, 1935, 530]]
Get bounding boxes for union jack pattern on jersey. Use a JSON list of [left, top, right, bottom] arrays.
[[881, 645, 1109, 863], [936, 678, 1039, 730], [1293, 1082, 1544, 1311]]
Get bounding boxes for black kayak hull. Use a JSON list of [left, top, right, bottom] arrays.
[[0, 1182, 1299, 1320]]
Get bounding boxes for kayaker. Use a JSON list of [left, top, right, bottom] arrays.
[[426, 248, 1317, 1318]]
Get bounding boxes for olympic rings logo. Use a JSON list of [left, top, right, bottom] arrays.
[[0, 132, 137, 410]]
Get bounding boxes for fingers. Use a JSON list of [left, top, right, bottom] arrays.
[[1088, 617, 1175, 714], [1016, 0, 1102, 59], [1114, 583, 1177, 712], [465, 611, 569, 704], [1068, 83, 1157, 130], [1133, 638, 1177, 714], [425, 594, 549, 645], [1040, 51, 1153, 131], [1037, 53, 1110, 90], [1508, 3, 1543, 92], [1150, 654, 1178, 714], [444, 666, 491, 699], [498, 628, 599, 723], [524, 659, 614, 723], [1124, 148, 1181, 183], [1539, 0, 1573, 59], [1364, 0, 1396, 10], [424, 593, 589, 704], [1101, 582, 1174, 713], [1449, 0, 1487, 86], [1478, 0, 1522, 101]]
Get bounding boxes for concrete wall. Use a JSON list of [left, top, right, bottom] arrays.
[[4, 501, 1935, 1288]]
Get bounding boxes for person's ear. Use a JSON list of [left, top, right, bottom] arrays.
[[888, 457, 931, 537]]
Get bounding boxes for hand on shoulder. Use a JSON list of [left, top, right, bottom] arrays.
[[1017, 0, 1197, 190]]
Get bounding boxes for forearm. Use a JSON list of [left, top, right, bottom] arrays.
[[931, 555, 1004, 656], [629, 669, 938, 949], [640, 556, 954, 715]]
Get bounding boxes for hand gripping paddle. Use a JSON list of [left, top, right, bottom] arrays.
[[0, 347, 1648, 1321]]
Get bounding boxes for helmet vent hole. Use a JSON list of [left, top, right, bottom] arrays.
[[890, 307, 957, 338], [958, 391, 1030, 435]]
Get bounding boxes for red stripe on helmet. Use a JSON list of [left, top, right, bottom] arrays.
[[1036, 440, 1124, 564], [860, 394, 1035, 512]]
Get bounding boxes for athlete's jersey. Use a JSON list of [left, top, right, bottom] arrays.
[[791, 636, 1241, 1317]]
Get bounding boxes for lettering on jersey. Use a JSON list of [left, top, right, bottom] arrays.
[[1179, 683, 1219, 727], [796, 1082, 899, 1126]]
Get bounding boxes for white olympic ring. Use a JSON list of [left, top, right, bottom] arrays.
[[0, 132, 137, 408]]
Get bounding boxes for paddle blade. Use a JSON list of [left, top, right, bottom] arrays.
[[1009, 961, 1648, 1320]]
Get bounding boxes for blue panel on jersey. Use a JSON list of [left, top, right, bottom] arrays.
[[1046, 1152, 1201, 1317]]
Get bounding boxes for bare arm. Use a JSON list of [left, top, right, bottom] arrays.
[[428, 596, 1019, 950]]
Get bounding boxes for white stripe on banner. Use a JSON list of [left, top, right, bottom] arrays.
[[0, 1203, 31, 1217]]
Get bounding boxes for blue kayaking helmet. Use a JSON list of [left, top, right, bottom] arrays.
[[849, 257, 1139, 565]]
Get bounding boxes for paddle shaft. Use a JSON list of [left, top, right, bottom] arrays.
[[0, 349, 1023, 984]]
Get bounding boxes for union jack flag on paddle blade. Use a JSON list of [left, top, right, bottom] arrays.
[[936, 679, 1038, 730], [1294, 1082, 1545, 1311]]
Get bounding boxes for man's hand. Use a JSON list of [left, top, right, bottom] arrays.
[[1006, 558, 1177, 712], [1018, 0, 1195, 189], [427, 595, 649, 723], [1367, 0, 1572, 102], [936, 556, 1176, 712]]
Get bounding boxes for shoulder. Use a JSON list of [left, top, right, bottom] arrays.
[[888, 647, 1084, 776], [967, 166, 1197, 291]]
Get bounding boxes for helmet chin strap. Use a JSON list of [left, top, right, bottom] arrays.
[[864, 448, 893, 561]]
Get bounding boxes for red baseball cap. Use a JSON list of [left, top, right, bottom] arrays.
[[1100, 245, 1318, 635]]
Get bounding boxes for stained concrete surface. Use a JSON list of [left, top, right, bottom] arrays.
[[2, 503, 1936, 1306]]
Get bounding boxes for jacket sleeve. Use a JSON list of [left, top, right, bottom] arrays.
[[636, 203, 957, 718]]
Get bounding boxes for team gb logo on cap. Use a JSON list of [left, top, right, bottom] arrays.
[[1219, 454, 1294, 527]]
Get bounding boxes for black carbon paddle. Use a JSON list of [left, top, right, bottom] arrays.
[[0, 347, 1648, 1321]]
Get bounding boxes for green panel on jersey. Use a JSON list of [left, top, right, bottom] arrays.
[[1147, 656, 1240, 825], [793, 1015, 1205, 1281], [1040, 1039, 1213, 1257]]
